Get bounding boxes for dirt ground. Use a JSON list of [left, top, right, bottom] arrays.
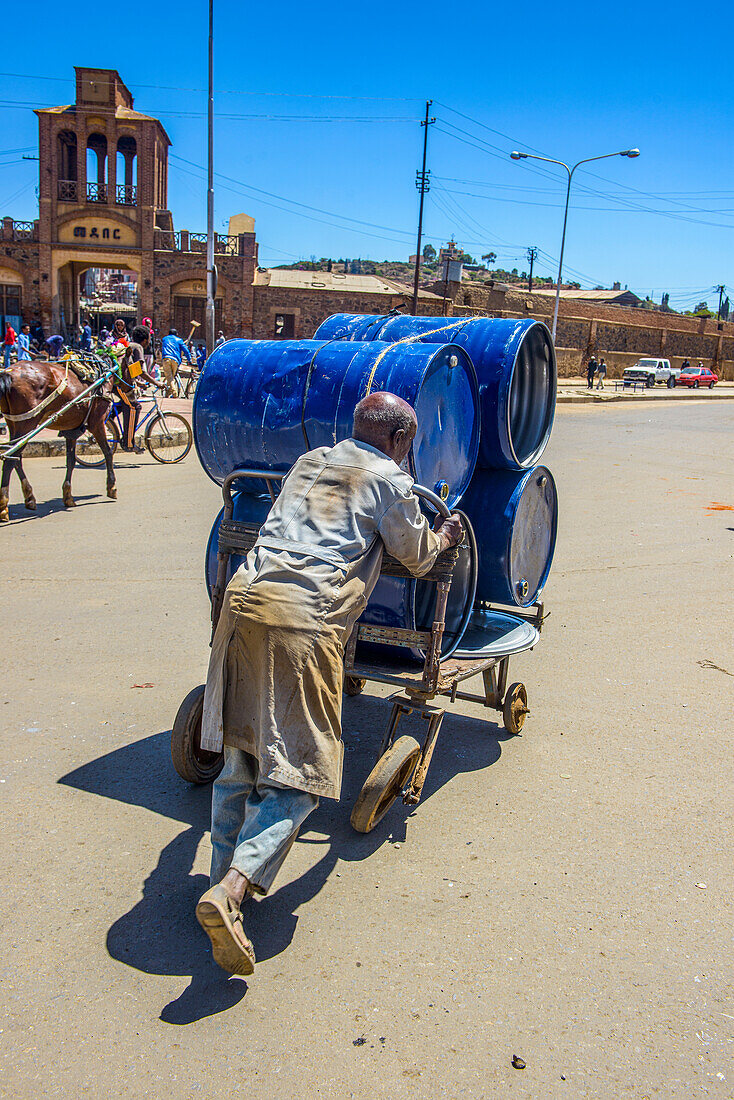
[[0, 400, 732, 1099]]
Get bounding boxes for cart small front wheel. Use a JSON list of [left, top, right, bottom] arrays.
[[503, 682, 529, 735], [171, 684, 224, 783], [350, 735, 421, 833], [344, 675, 366, 697]]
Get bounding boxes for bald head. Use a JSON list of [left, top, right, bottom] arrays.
[[352, 391, 417, 465]]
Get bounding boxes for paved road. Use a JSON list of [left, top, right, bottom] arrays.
[[1, 401, 732, 1098]]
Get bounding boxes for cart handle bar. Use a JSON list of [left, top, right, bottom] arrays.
[[220, 466, 452, 523]]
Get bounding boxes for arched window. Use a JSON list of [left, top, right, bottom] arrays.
[[57, 130, 78, 201], [116, 136, 137, 206], [86, 133, 108, 203]]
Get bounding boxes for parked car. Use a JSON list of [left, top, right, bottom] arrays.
[[622, 358, 681, 388], [678, 366, 718, 389]]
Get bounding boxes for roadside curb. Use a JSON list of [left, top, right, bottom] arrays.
[[1, 429, 190, 460], [557, 390, 734, 404]]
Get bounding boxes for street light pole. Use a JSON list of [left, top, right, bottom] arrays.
[[205, 0, 216, 355], [511, 148, 640, 342]]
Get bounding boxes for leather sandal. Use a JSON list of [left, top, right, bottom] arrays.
[[196, 884, 256, 976]]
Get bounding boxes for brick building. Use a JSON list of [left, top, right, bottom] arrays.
[[0, 67, 440, 343]]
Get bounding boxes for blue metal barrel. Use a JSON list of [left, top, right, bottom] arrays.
[[313, 314, 556, 470], [204, 492, 477, 660], [460, 466, 558, 607], [193, 338, 479, 509]]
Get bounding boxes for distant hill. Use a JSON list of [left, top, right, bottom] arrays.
[[272, 257, 557, 289]]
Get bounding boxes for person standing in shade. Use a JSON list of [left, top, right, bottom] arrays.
[[80, 319, 93, 351], [596, 357, 607, 389], [215, 331, 226, 349], [160, 328, 192, 397], [17, 324, 31, 361], [586, 354, 597, 389]]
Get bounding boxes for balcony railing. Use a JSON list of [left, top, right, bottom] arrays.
[[11, 221, 36, 241], [153, 229, 243, 256], [86, 182, 107, 203], [116, 183, 137, 206], [58, 179, 78, 202]]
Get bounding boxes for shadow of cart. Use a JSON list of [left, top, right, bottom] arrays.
[[59, 690, 517, 1024]]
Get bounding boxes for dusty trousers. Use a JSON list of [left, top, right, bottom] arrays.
[[210, 746, 318, 894]]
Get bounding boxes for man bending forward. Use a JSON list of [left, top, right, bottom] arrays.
[[196, 392, 463, 975]]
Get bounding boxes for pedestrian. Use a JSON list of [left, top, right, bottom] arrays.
[[586, 354, 597, 389], [215, 330, 225, 348], [196, 343, 206, 370], [159, 327, 192, 397], [80, 318, 93, 351], [596, 357, 607, 389], [195, 391, 463, 976], [111, 324, 164, 452], [99, 326, 110, 344], [30, 319, 44, 348], [17, 324, 31, 361], [142, 316, 160, 380], [3, 322, 17, 369], [45, 334, 64, 359], [681, 359, 690, 372], [110, 318, 129, 348]]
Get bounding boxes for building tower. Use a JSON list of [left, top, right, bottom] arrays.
[[35, 67, 171, 330]]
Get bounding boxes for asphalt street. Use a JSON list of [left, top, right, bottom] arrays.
[[0, 400, 732, 1098]]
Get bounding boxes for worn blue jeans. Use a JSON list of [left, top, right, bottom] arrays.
[[210, 746, 318, 894]]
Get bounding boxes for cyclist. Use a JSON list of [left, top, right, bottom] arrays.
[[160, 328, 192, 397], [112, 325, 164, 453]]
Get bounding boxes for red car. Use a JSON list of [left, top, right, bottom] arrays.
[[678, 366, 718, 389]]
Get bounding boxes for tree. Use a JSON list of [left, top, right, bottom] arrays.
[[422, 243, 437, 263], [694, 300, 713, 317], [482, 252, 497, 265]]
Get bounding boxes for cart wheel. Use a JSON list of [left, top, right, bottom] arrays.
[[503, 682, 529, 735], [344, 675, 366, 697], [171, 684, 224, 783], [350, 735, 421, 833]]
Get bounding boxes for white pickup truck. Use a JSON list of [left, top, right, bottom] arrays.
[[622, 358, 681, 388]]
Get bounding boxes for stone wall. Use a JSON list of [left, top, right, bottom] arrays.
[[450, 283, 734, 380], [251, 287, 444, 341]]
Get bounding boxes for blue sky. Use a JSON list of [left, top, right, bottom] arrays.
[[2, 0, 733, 311]]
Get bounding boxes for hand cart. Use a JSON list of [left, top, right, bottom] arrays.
[[171, 467, 546, 835]]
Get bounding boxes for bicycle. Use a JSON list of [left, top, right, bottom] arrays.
[[76, 389, 193, 467]]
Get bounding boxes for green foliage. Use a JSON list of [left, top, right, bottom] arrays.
[[422, 243, 437, 263]]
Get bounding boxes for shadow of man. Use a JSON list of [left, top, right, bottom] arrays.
[[60, 692, 514, 1024]]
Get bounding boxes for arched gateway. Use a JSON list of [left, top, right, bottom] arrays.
[[1, 67, 257, 340]]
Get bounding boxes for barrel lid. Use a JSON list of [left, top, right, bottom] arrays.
[[454, 609, 539, 658], [509, 466, 557, 605]]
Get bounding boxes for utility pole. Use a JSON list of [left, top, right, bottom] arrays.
[[205, 0, 216, 355], [716, 284, 726, 322], [412, 100, 435, 316], [527, 246, 538, 293]]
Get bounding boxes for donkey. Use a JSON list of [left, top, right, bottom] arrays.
[[0, 358, 116, 522]]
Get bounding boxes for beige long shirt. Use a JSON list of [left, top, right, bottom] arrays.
[[200, 438, 442, 798]]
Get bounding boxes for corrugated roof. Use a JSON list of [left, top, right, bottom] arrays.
[[255, 268, 441, 298], [529, 287, 641, 302]]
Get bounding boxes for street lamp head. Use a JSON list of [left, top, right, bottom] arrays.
[[510, 151, 527, 160], [621, 148, 640, 157]]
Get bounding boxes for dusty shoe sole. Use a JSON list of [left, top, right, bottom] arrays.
[[196, 897, 255, 976]]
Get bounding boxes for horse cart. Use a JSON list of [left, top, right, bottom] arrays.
[[171, 468, 546, 834]]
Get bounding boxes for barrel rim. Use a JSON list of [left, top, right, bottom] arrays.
[[502, 319, 557, 469]]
